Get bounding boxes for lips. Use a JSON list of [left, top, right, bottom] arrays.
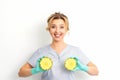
[[54, 33, 62, 38]]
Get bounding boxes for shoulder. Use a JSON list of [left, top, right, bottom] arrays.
[[68, 44, 80, 51], [36, 44, 50, 52]]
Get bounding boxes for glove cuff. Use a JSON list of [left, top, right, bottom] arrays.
[[31, 68, 38, 75], [81, 65, 88, 72]]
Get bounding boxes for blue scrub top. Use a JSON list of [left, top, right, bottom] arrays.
[[28, 44, 90, 80]]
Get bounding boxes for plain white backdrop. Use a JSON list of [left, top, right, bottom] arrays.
[[1, 0, 120, 80]]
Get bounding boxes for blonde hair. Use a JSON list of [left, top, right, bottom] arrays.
[[46, 12, 69, 31]]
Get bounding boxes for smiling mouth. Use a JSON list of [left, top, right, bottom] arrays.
[[54, 34, 62, 38]]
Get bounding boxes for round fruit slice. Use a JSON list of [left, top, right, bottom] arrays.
[[40, 57, 53, 70], [65, 58, 77, 70]]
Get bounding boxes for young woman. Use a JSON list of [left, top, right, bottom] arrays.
[[18, 12, 99, 80]]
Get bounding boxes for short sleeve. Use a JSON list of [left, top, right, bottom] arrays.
[[27, 49, 41, 67], [76, 48, 90, 65]]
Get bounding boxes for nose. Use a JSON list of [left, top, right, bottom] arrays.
[[55, 28, 60, 33]]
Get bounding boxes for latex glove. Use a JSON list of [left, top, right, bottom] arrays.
[[73, 57, 88, 72], [31, 58, 45, 75]]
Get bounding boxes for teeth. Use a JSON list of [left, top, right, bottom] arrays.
[[55, 34, 61, 37], [56, 35, 60, 37]]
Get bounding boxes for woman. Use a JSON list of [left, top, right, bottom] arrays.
[[18, 12, 99, 80]]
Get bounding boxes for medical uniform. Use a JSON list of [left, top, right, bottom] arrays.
[[28, 44, 90, 80]]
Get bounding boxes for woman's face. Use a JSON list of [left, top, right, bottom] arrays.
[[49, 19, 67, 42]]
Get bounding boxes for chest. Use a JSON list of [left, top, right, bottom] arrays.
[[53, 48, 65, 54]]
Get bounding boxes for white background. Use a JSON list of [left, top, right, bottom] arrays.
[[0, 0, 120, 80]]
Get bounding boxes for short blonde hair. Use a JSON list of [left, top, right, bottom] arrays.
[[46, 12, 69, 31]]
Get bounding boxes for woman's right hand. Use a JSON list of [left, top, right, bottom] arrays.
[[31, 58, 45, 75]]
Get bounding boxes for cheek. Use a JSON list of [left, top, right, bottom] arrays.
[[62, 30, 67, 34], [49, 30, 54, 35]]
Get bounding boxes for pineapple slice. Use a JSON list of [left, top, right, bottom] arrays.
[[40, 57, 53, 70], [65, 58, 77, 70]]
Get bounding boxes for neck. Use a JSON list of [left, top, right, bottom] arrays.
[[51, 41, 66, 48]]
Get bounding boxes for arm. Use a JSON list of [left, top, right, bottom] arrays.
[[73, 57, 99, 76], [18, 58, 46, 77], [18, 63, 33, 77], [87, 61, 99, 75]]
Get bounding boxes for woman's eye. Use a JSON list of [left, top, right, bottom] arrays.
[[51, 26, 55, 28], [60, 26, 64, 29]]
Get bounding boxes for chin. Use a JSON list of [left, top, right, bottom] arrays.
[[53, 39, 63, 42], [54, 40, 61, 42]]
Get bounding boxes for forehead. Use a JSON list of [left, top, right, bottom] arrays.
[[51, 19, 65, 24]]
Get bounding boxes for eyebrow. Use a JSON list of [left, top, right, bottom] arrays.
[[51, 24, 65, 25]]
